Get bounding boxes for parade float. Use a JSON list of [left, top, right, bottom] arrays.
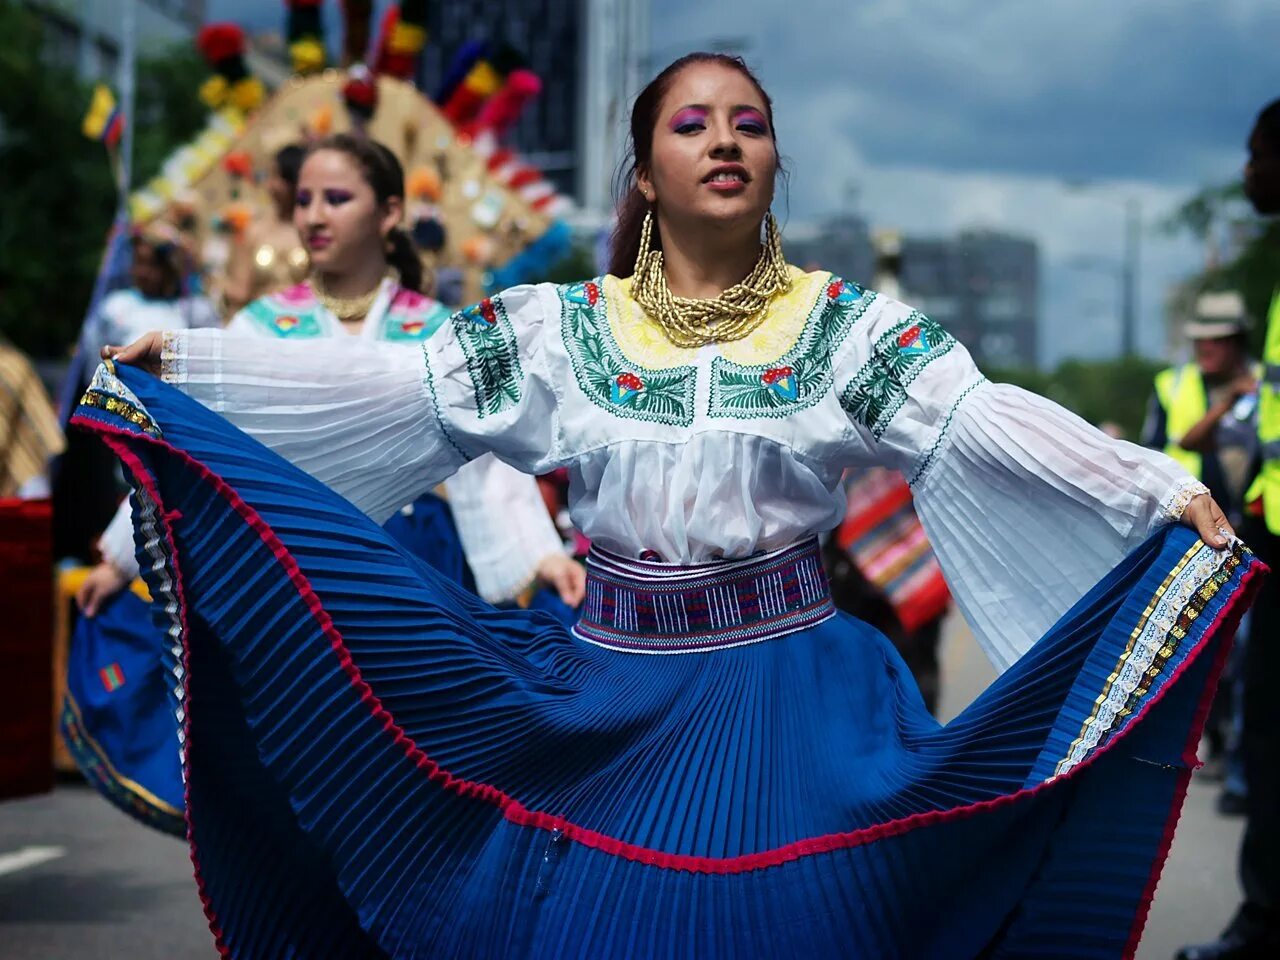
[[129, 0, 572, 309]]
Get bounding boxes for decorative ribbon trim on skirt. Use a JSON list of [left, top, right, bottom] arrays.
[[575, 539, 836, 653]]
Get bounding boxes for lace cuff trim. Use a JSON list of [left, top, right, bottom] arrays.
[[1158, 477, 1211, 524], [159, 330, 188, 385]]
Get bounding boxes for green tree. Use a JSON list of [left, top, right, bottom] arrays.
[[0, 0, 209, 357], [1164, 181, 1280, 355], [0, 0, 115, 358]]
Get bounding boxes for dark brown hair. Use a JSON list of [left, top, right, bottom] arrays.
[[608, 53, 782, 278], [305, 134, 423, 293]]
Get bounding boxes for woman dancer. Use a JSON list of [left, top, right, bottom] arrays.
[[66, 136, 581, 834], [96, 55, 1258, 958]]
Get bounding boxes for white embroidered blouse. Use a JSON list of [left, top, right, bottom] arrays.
[[159, 268, 1205, 670]]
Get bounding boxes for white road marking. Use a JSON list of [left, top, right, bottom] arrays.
[[0, 845, 67, 877]]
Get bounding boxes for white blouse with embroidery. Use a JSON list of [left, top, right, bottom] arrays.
[[102, 278, 565, 605], [157, 269, 1204, 670]]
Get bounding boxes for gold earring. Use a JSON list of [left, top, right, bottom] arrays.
[[633, 208, 659, 279], [762, 212, 788, 281]]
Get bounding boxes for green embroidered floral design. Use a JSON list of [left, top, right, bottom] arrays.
[[382, 302, 451, 342], [559, 280, 697, 427], [452, 295, 523, 418], [246, 301, 324, 338], [708, 276, 874, 418], [840, 313, 956, 437]]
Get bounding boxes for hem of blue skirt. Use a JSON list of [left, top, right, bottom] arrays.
[[59, 692, 186, 836]]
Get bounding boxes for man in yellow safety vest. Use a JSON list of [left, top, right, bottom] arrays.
[[1177, 97, 1280, 960], [1143, 291, 1259, 527]]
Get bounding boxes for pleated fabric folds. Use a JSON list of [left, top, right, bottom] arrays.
[[73, 364, 1262, 960], [62, 489, 477, 838]]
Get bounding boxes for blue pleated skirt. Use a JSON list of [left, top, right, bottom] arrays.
[[73, 365, 1263, 960], [63, 490, 476, 836]]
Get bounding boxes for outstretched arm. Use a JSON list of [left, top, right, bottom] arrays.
[[834, 293, 1226, 671], [106, 285, 564, 525]]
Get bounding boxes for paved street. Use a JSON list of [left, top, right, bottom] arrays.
[[0, 612, 1248, 958]]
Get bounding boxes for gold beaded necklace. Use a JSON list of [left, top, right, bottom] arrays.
[[630, 210, 792, 349], [312, 269, 395, 322]]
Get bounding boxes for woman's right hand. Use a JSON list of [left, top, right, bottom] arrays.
[[76, 561, 131, 617], [101, 331, 165, 375]]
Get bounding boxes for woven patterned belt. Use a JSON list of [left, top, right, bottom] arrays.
[[574, 539, 836, 654]]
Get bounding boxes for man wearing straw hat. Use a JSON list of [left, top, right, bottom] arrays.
[[1143, 291, 1260, 533]]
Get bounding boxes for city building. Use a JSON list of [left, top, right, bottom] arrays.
[[782, 213, 876, 290], [899, 229, 1040, 369], [29, 0, 205, 81], [783, 217, 1039, 369]]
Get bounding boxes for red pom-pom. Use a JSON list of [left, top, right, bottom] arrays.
[[442, 86, 485, 126], [465, 69, 541, 137], [221, 150, 254, 179], [506, 167, 542, 190], [342, 72, 379, 115], [196, 24, 245, 64]]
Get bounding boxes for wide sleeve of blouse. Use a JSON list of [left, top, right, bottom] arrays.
[[832, 293, 1208, 671], [443, 455, 565, 604], [159, 284, 563, 524]]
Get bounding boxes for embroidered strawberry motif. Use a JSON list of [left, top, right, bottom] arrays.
[[610, 371, 644, 405], [761, 366, 793, 385], [761, 365, 798, 401], [566, 282, 600, 306], [465, 299, 498, 326], [897, 323, 930, 354], [827, 279, 861, 305]]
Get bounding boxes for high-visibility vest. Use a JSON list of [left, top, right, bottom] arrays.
[[1246, 292, 1280, 533], [1153, 363, 1206, 479]]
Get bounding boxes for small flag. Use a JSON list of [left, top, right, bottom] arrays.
[[82, 84, 124, 148], [99, 663, 126, 693]]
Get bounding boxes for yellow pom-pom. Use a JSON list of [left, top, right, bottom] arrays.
[[290, 37, 327, 75], [388, 22, 427, 56], [228, 76, 266, 113], [463, 61, 501, 97], [199, 75, 229, 109]]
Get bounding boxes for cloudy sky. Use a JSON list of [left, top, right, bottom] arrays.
[[209, 0, 1278, 365]]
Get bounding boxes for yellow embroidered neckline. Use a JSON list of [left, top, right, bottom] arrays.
[[604, 267, 828, 371]]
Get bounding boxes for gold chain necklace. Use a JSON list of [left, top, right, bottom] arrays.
[[312, 269, 394, 322], [630, 211, 792, 349]]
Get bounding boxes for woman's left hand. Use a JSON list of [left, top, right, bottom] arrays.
[[1182, 493, 1235, 549], [536, 553, 587, 608]]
